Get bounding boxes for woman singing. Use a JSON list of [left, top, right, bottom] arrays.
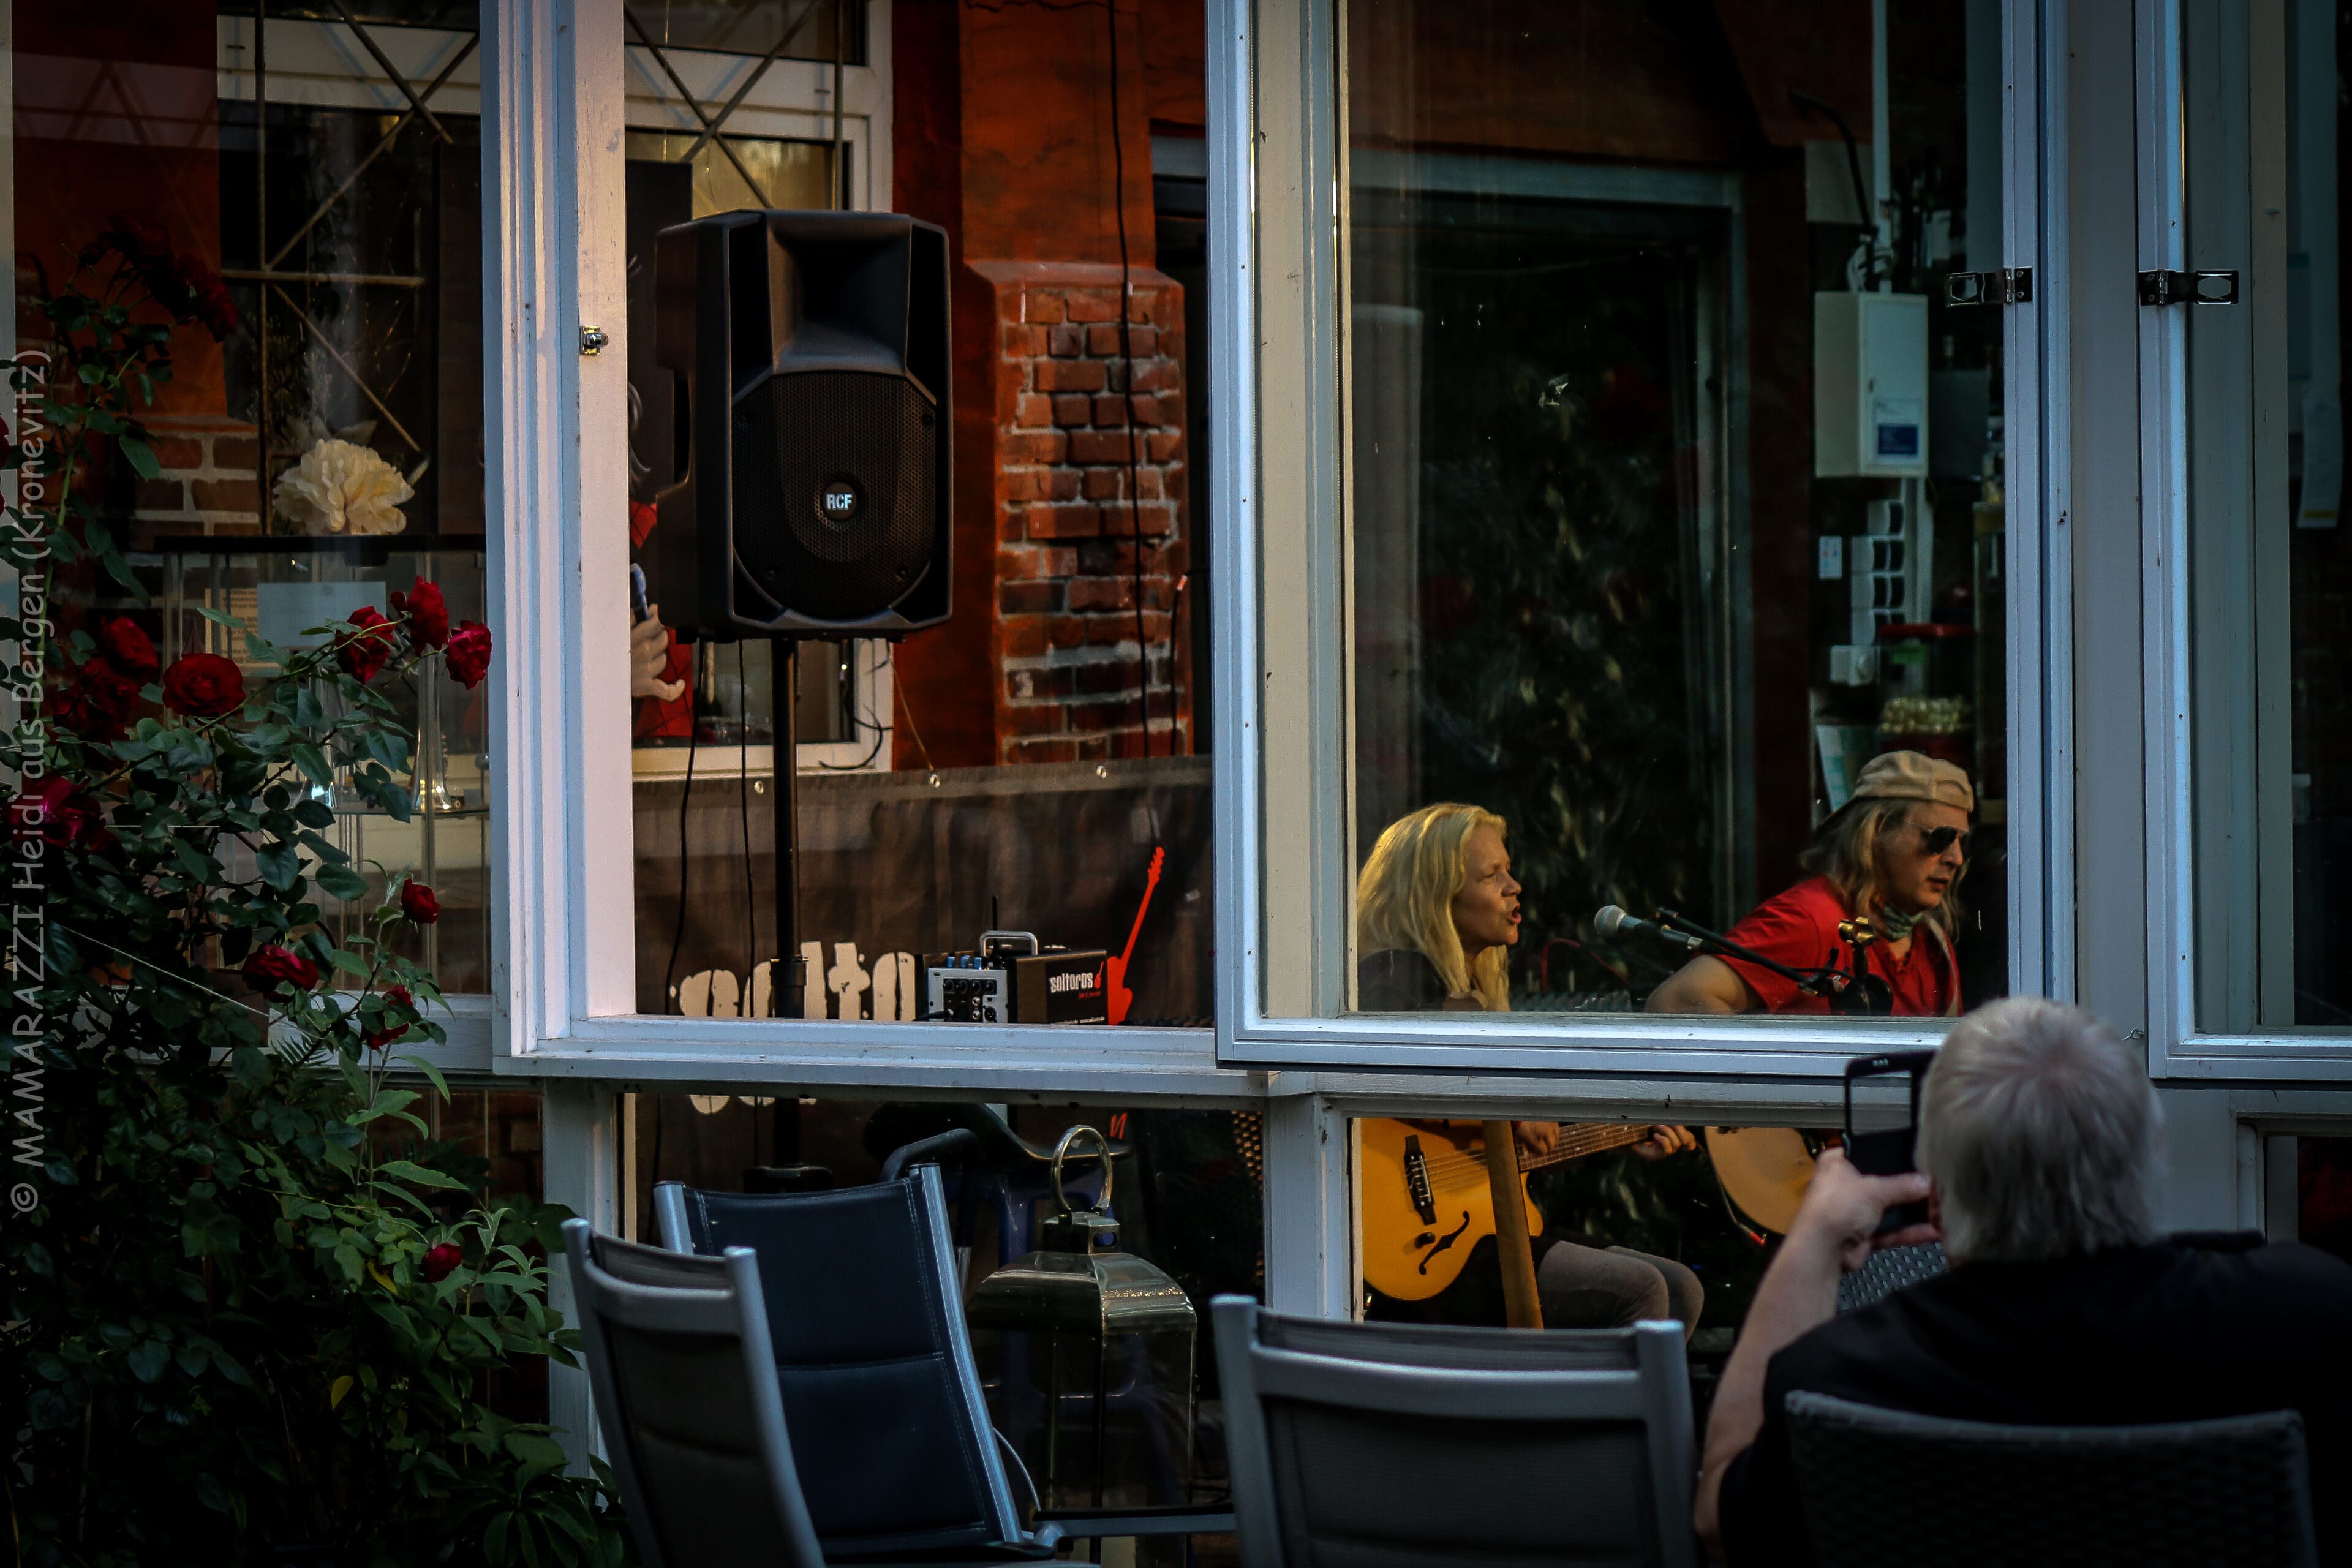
[[1355, 803, 1702, 1333]]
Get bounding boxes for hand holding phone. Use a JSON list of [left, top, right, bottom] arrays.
[[1844, 1049, 1936, 1233]]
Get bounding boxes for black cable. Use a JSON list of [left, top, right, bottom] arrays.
[[739, 641, 755, 999], [1789, 90, 1874, 255], [1106, 0, 1155, 756], [661, 651, 699, 1013]]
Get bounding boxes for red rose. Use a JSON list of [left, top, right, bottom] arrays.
[[102, 210, 170, 267], [337, 606, 399, 683], [399, 882, 441, 926], [48, 685, 102, 741], [56, 666, 135, 742], [388, 578, 449, 650], [161, 652, 246, 718], [366, 984, 415, 1050], [421, 1242, 463, 1284], [445, 621, 492, 690], [14, 777, 113, 853], [175, 255, 239, 341], [78, 660, 140, 717], [241, 943, 321, 994], [97, 617, 159, 680]]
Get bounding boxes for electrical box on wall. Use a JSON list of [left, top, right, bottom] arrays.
[[1814, 291, 1929, 478]]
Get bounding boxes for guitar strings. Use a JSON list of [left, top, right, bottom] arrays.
[[1412, 1125, 1651, 1181]]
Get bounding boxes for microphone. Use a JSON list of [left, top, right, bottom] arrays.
[[1594, 905, 1702, 951]]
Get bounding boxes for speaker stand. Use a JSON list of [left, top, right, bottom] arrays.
[[771, 638, 803, 1019]]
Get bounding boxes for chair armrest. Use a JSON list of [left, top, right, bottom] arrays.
[[1033, 1502, 1237, 1539]]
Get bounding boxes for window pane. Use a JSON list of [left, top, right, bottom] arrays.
[[628, 1093, 1259, 1522], [1351, 1114, 1788, 1422], [18, 7, 492, 989], [2184, 0, 2352, 1030], [1344, 1, 2009, 1022], [621, 12, 1216, 1024]]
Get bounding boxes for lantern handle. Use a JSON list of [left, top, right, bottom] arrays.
[[1050, 1124, 1113, 1216]]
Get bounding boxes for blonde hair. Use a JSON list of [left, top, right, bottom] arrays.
[[1800, 796, 1964, 941], [1356, 803, 1512, 1012]]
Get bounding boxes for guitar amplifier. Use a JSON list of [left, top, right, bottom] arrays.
[[923, 931, 1109, 1025]]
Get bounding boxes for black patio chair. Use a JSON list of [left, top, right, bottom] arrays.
[[1212, 1296, 1700, 1568], [653, 1163, 1058, 1562], [561, 1219, 827, 1568], [1784, 1390, 2318, 1568]]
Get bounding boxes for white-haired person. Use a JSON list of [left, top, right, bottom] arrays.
[[1355, 802, 1703, 1333], [1648, 750, 1971, 1017], [1697, 998, 2352, 1565]]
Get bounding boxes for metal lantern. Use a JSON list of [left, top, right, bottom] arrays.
[[966, 1126, 1197, 1512]]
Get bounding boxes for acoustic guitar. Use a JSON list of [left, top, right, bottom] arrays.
[[1359, 1118, 1654, 1300]]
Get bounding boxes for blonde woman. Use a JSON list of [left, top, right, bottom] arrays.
[[1356, 803, 1702, 1333], [1646, 751, 1970, 1016]]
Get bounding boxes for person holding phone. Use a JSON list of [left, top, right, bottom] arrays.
[[1696, 1000, 2352, 1566], [1645, 751, 1971, 1018]]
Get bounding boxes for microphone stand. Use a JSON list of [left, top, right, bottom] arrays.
[[1651, 907, 1866, 1009]]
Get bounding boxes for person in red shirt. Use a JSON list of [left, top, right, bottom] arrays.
[[1644, 750, 1973, 1017]]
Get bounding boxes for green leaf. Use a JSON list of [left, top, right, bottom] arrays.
[[315, 862, 370, 902], [376, 1159, 471, 1192], [127, 1340, 170, 1382], [197, 605, 249, 630], [393, 1053, 451, 1101], [118, 434, 160, 479], [290, 742, 334, 789], [255, 842, 300, 891]]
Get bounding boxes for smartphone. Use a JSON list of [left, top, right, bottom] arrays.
[[1843, 1049, 1936, 1232], [630, 564, 652, 625]]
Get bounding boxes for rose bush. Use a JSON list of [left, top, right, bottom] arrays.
[[3, 221, 620, 1567]]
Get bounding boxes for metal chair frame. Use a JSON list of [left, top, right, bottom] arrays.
[[562, 1218, 826, 1568], [1213, 1297, 1700, 1568]]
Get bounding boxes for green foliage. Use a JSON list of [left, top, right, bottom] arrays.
[[1376, 218, 1726, 993], [4, 232, 628, 1565]]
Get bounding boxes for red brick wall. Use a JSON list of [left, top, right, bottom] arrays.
[[890, 0, 1196, 769], [975, 261, 1191, 763]]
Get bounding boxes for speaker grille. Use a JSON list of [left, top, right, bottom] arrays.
[[732, 371, 938, 622]]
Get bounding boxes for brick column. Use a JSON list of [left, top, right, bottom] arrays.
[[971, 260, 1191, 763]]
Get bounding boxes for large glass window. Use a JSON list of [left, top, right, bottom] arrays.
[[1338, 0, 2010, 1027], [2182, 0, 2352, 1035], [620, 2, 1219, 1027], [16, 4, 492, 988]]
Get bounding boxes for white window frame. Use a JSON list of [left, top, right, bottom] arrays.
[[1213, 0, 2072, 1076], [2135, 0, 2352, 1079], [482, 0, 1243, 1094]]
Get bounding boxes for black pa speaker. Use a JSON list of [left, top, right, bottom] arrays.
[[651, 210, 951, 639]]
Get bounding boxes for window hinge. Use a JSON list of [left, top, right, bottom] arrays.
[[1945, 268, 2032, 307], [579, 323, 609, 355], [2138, 270, 2239, 306]]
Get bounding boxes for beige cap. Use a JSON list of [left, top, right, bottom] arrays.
[[1851, 750, 1974, 813]]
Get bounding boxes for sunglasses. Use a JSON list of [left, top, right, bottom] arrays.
[[1915, 825, 1972, 857]]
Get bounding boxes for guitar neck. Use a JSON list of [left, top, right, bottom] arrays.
[[1517, 1123, 1652, 1173]]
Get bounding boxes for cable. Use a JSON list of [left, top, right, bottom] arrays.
[[1106, 0, 1156, 757], [739, 640, 755, 993], [661, 652, 700, 1013], [816, 641, 894, 771]]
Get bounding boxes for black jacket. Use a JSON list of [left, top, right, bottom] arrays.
[[1720, 1232, 2352, 1565]]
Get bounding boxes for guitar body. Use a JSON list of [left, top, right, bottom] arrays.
[[1359, 1120, 1547, 1301]]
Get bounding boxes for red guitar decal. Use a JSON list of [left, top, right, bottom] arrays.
[[1106, 846, 1165, 1025]]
